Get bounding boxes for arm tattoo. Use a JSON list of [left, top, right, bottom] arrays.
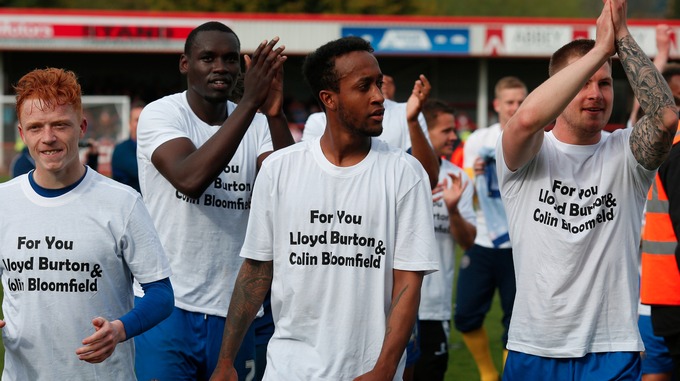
[[220, 260, 273, 360], [384, 284, 409, 337], [616, 34, 675, 169]]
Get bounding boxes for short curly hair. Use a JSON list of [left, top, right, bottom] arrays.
[[302, 36, 374, 110]]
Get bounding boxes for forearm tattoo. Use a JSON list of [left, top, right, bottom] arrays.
[[221, 260, 273, 359], [617, 35, 675, 169], [385, 284, 409, 338]]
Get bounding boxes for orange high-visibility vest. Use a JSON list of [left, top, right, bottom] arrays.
[[640, 132, 680, 306]]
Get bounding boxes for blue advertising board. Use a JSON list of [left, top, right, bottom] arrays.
[[342, 27, 469, 54]]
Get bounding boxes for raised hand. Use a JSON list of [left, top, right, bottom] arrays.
[[595, 0, 616, 57], [406, 74, 431, 122], [656, 24, 673, 57], [433, 172, 468, 213], [241, 37, 287, 110], [608, 0, 630, 40]]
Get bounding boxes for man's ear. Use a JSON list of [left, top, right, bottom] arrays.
[[17, 122, 25, 142], [319, 90, 336, 111], [493, 98, 501, 114], [80, 118, 88, 138], [179, 54, 189, 75]]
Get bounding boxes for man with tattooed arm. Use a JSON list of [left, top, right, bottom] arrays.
[[496, 0, 678, 379]]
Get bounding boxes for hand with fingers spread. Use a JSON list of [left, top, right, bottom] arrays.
[[259, 54, 286, 118], [75, 317, 126, 364], [241, 37, 287, 111], [433, 172, 468, 212], [404, 74, 439, 189], [406, 74, 432, 123]]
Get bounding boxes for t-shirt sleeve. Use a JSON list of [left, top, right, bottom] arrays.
[[239, 165, 275, 261], [136, 101, 188, 162], [122, 197, 173, 284], [393, 158, 439, 274], [253, 112, 274, 157], [495, 129, 534, 200]]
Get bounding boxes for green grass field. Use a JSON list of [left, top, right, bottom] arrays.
[[0, 248, 503, 379]]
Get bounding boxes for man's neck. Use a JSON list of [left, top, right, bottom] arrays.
[[552, 121, 602, 145], [319, 127, 372, 167], [32, 164, 87, 190], [185, 92, 229, 126]]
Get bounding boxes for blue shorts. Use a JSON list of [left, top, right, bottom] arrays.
[[639, 314, 674, 374], [134, 301, 256, 381], [503, 350, 641, 381]]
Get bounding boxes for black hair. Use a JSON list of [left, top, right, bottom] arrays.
[[184, 21, 240, 56], [302, 36, 374, 108]]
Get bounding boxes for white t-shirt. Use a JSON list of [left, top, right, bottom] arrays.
[[419, 159, 476, 321], [463, 123, 511, 249], [136, 91, 273, 316], [301, 99, 430, 150], [242, 137, 439, 381], [0, 169, 171, 380], [497, 129, 654, 357]]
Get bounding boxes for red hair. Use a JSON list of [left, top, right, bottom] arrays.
[[14, 68, 82, 119]]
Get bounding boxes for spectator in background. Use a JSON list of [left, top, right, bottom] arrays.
[[10, 144, 33, 178], [283, 97, 308, 143], [111, 101, 145, 193], [382, 74, 396, 100]]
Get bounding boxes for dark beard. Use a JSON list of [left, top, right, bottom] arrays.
[[338, 104, 383, 137]]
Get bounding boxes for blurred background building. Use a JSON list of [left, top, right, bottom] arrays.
[[0, 4, 677, 176]]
